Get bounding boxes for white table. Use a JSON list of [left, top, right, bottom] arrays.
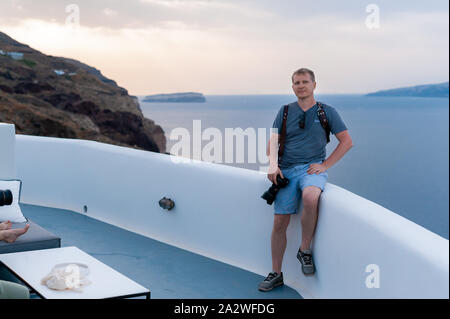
[[0, 246, 150, 299]]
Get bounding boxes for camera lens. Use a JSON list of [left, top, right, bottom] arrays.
[[261, 190, 276, 205], [0, 189, 13, 206], [261, 176, 290, 205]]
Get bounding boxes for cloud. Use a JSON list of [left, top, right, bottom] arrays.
[[102, 8, 118, 17], [0, 0, 275, 30], [139, 0, 233, 9], [0, 0, 448, 94]]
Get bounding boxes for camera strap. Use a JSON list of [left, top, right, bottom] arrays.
[[316, 102, 331, 143], [277, 104, 289, 163]]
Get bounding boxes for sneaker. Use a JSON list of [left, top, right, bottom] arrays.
[[258, 272, 284, 292], [297, 249, 315, 275]]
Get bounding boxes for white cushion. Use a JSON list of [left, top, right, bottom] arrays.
[[0, 179, 27, 223]]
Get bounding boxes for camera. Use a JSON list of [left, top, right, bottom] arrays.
[[261, 175, 289, 205], [0, 189, 13, 206]]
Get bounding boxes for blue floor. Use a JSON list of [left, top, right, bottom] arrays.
[[20, 204, 302, 299]]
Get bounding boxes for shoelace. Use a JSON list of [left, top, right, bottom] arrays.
[[300, 252, 313, 265], [264, 272, 278, 281]]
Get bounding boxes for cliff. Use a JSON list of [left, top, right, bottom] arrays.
[[0, 31, 166, 153]]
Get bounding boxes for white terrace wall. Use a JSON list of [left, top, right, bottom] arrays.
[[0, 123, 16, 179], [6, 130, 448, 298]]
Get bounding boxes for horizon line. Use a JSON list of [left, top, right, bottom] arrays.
[[131, 81, 449, 97]]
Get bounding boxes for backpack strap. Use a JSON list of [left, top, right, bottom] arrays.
[[317, 102, 331, 143], [277, 104, 289, 163]]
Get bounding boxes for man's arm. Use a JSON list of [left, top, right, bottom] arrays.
[[322, 130, 353, 170], [266, 133, 284, 182], [267, 133, 280, 172]]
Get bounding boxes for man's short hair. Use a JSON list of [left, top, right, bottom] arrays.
[[292, 68, 315, 83]]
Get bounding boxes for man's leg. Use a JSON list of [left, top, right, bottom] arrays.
[[271, 214, 291, 273], [0, 224, 29, 243], [299, 186, 322, 251]]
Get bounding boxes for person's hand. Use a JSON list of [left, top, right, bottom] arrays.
[[268, 166, 284, 185], [307, 163, 327, 175]]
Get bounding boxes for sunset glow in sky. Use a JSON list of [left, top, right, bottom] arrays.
[[1, 0, 448, 95]]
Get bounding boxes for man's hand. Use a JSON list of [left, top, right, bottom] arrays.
[[307, 163, 327, 175], [268, 166, 284, 185]]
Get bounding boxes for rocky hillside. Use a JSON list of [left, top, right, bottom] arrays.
[[0, 31, 166, 153]]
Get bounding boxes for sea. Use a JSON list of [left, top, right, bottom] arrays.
[[139, 94, 449, 239]]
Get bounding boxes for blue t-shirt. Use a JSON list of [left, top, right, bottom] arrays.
[[272, 101, 347, 169]]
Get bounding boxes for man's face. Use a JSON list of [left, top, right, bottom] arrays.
[[292, 73, 316, 99]]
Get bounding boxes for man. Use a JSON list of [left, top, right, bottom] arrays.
[[258, 68, 353, 292]]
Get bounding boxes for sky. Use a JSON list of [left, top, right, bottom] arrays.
[[0, 0, 448, 95]]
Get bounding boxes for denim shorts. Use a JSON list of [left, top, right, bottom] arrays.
[[273, 161, 328, 215]]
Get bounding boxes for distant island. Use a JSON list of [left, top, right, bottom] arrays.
[[366, 82, 449, 98], [142, 92, 206, 103]]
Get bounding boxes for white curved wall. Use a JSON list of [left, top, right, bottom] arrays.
[[0, 123, 16, 179], [12, 133, 449, 298]]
